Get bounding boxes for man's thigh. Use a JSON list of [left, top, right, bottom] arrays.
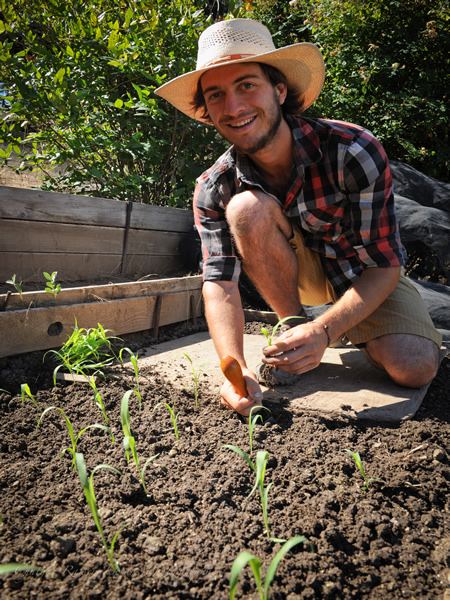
[[345, 274, 442, 348]]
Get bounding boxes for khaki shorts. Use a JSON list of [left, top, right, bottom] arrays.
[[289, 224, 442, 347]]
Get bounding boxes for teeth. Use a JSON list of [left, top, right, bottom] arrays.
[[230, 117, 254, 128]]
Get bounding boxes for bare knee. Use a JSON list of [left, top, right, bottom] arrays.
[[225, 190, 289, 238], [366, 334, 440, 388]]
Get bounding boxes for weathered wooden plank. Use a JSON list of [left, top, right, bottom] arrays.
[[0, 252, 184, 282], [1, 220, 184, 254], [0, 288, 204, 358], [0, 186, 194, 231], [4, 275, 203, 310]]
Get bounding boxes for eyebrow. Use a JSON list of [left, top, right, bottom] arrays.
[[201, 73, 261, 96]]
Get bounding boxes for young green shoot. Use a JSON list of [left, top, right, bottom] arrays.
[[182, 353, 205, 406], [223, 445, 273, 538], [119, 348, 142, 409], [6, 274, 23, 297], [38, 406, 114, 470], [0, 563, 45, 576], [20, 383, 41, 414], [261, 315, 306, 347], [248, 406, 271, 456], [229, 536, 314, 600], [85, 374, 109, 424], [343, 449, 386, 491], [75, 453, 128, 573], [46, 319, 120, 385], [153, 402, 180, 443], [44, 271, 62, 298], [121, 390, 159, 496]]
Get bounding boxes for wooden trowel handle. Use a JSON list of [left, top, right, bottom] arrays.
[[220, 355, 248, 398]]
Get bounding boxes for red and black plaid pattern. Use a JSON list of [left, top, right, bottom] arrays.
[[193, 116, 406, 298]]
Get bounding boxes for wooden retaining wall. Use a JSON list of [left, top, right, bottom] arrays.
[[0, 186, 203, 358], [0, 186, 194, 283]]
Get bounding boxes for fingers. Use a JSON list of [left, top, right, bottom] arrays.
[[220, 377, 263, 416]]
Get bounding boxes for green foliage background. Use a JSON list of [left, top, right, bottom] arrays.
[[0, 0, 448, 207]]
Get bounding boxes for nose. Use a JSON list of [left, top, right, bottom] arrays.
[[223, 91, 245, 118]]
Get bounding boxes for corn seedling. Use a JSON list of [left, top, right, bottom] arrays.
[[229, 536, 313, 600], [223, 445, 273, 538], [153, 402, 180, 443], [20, 383, 41, 413], [75, 453, 128, 573], [44, 271, 62, 298], [0, 563, 45, 576], [121, 390, 159, 495], [38, 406, 114, 470], [85, 375, 109, 424], [6, 274, 23, 297], [343, 449, 386, 491], [119, 348, 142, 409], [46, 320, 120, 385], [183, 353, 205, 406], [261, 315, 305, 347], [248, 406, 271, 455]]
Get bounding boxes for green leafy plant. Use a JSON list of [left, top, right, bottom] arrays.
[[223, 446, 273, 538], [46, 320, 119, 385], [343, 449, 386, 491], [119, 348, 142, 408], [229, 536, 313, 600], [20, 383, 41, 413], [75, 453, 128, 573], [86, 376, 109, 424], [0, 563, 45, 576], [261, 315, 305, 347], [248, 406, 271, 456], [38, 406, 114, 470], [183, 353, 205, 407], [153, 402, 180, 443], [44, 271, 62, 298], [5, 274, 23, 296], [121, 390, 159, 495]]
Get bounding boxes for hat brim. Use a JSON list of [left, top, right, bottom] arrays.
[[154, 42, 325, 123]]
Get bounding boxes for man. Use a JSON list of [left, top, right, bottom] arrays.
[[156, 19, 442, 416]]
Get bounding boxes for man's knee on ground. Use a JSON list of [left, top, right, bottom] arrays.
[[366, 335, 440, 388]]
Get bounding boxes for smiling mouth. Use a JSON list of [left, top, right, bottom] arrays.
[[228, 116, 256, 129]]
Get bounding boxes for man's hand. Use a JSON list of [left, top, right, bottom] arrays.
[[262, 321, 329, 375], [220, 368, 264, 416]]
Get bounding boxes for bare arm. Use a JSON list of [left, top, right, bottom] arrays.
[[263, 266, 401, 373], [203, 280, 263, 415]]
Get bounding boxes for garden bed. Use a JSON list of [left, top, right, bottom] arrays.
[[0, 321, 449, 600]]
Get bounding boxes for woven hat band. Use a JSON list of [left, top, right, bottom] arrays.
[[201, 54, 255, 69]]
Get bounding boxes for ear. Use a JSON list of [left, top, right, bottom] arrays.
[[275, 82, 287, 105]]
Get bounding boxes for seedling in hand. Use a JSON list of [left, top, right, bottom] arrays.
[[223, 445, 273, 538], [343, 449, 386, 491], [121, 390, 159, 495], [38, 406, 114, 470], [119, 348, 142, 408], [75, 453, 128, 573], [153, 401, 180, 443], [261, 315, 305, 347], [229, 536, 313, 600], [183, 353, 205, 406], [6, 274, 23, 297], [44, 271, 62, 298]]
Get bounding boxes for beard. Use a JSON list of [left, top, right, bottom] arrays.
[[225, 92, 284, 156]]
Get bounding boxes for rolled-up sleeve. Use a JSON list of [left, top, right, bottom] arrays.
[[193, 172, 241, 282]]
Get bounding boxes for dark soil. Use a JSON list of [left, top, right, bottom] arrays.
[[0, 319, 449, 600]]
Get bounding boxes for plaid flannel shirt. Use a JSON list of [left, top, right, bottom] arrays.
[[193, 116, 406, 298]]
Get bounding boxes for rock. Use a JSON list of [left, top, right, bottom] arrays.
[[141, 535, 166, 556], [50, 536, 76, 558], [391, 160, 450, 212], [432, 448, 446, 462]]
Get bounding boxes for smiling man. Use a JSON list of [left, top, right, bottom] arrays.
[[155, 19, 442, 416]]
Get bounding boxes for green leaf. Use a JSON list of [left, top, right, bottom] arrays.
[[264, 537, 313, 598], [114, 98, 124, 108]]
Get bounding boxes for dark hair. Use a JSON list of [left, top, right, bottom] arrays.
[[191, 62, 304, 122]]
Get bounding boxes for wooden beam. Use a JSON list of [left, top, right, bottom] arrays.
[[0, 287, 204, 358]]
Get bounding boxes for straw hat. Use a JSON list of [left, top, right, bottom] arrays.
[[155, 18, 325, 123]]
